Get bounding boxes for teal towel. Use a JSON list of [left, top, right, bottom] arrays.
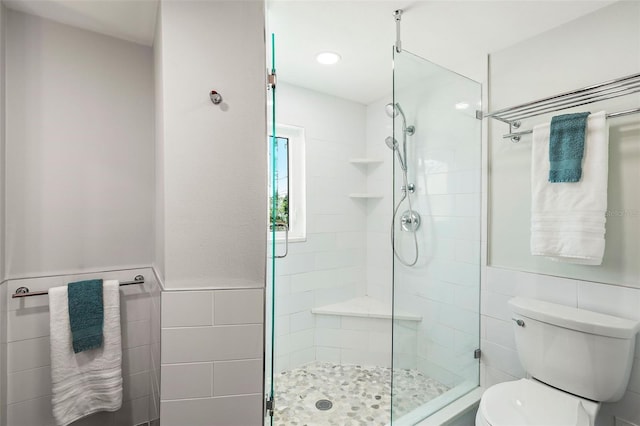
[[67, 279, 104, 353], [549, 112, 590, 183]]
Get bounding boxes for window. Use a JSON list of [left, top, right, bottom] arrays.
[[269, 136, 289, 230], [268, 124, 306, 242]]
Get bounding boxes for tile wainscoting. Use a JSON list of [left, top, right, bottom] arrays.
[[160, 288, 265, 426], [0, 267, 160, 426]]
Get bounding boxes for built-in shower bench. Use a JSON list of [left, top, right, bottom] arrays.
[[312, 296, 422, 322], [311, 297, 421, 367]]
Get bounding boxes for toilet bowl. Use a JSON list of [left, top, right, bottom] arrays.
[[475, 378, 599, 426], [476, 297, 640, 426]]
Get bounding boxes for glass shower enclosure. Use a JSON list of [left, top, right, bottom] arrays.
[[390, 49, 482, 424], [264, 36, 482, 425]]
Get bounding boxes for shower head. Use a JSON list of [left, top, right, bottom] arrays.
[[385, 103, 415, 136], [385, 103, 400, 118], [385, 136, 407, 171], [385, 136, 398, 150]]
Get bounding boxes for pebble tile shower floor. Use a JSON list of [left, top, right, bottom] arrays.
[[273, 362, 449, 426]]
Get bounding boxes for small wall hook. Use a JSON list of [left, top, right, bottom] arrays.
[[210, 90, 223, 105]]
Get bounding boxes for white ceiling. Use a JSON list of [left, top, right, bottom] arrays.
[[3, 0, 618, 104], [268, 0, 617, 104]]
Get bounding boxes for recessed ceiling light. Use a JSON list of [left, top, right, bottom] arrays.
[[316, 52, 341, 65], [455, 102, 469, 110]]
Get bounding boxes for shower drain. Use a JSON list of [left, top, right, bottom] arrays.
[[315, 399, 333, 411]]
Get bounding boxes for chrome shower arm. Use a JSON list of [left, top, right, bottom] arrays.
[[394, 10, 402, 53]]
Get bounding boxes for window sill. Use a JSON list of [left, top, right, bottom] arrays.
[[268, 235, 307, 244]]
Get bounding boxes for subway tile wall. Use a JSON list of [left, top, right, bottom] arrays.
[[160, 288, 264, 426], [314, 314, 422, 369], [273, 82, 368, 372], [0, 267, 160, 426], [148, 270, 161, 425], [0, 283, 7, 426], [365, 83, 482, 389], [481, 266, 640, 426]]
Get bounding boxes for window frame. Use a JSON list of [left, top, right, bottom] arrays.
[[269, 124, 306, 243]]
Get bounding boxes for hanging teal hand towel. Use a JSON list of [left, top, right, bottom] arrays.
[[68, 279, 104, 353], [548, 112, 590, 182]]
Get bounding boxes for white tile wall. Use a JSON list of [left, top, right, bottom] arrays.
[[313, 313, 418, 369], [365, 81, 482, 389], [481, 266, 640, 426], [0, 267, 159, 426], [161, 363, 212, 400], [160, 288, 265, 426], [213, 359, 263, 397], [272, 82, 368, 372], [215, 289, 263, 325], [161, 291, 213, 327], [0, 282, 6, 426], [147, 269, 161, 424], [161, 394, 263, 426]]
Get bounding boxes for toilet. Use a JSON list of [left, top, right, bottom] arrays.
[[477, 297, 640, 426]]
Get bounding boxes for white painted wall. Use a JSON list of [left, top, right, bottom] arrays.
[[273, 82, 367, 371], [488, 1, 640, 287], [0, 3, 5, 283], [4, 10, 155, 279], [156, 0, 266, 290], [153, 4, 165, 283], [0, 4, 7, 425], [153, 1, 266, 424], [483, 3, 640, 426]]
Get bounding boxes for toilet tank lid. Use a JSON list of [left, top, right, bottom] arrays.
[[509, 297, 640, 339]]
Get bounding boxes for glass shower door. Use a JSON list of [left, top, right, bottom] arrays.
[[265, 32, 276, 426], [391, 49, 482, 424]]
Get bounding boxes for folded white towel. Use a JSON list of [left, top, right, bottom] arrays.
[[530, 111, 609, 265], [49, 280, 123, 426]]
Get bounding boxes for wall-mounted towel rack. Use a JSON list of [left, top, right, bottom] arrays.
[[485, 72, 640, 142], [12, 275, 145, 298]]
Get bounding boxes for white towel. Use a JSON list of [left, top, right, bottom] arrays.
[[49, 280, 123, 426], [530, 111, 609, 265]]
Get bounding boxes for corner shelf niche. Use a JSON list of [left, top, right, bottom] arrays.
[[349, 157, 384, 199], [349, 193, 383, 199], [349, 158, 383, 165]]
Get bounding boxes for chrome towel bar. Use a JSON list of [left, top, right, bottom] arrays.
[[12, 275, 145, 298], [502, 107, 640, 141], [485, 72, 640, 142]]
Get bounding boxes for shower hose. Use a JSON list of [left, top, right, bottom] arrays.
[[391, 168, 419, 267]]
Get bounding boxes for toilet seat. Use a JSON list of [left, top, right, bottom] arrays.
[[476, 379, 600, 426]]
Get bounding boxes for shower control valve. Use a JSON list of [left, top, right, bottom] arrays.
[[400, 210, 421, 232], [401, 183, 416, 194]]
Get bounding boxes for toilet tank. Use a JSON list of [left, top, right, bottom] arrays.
[[509, 297, 640, 402]]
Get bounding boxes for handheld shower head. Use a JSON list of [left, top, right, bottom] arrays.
[[385, 102, 415, 136], [385, 103, 399, 119], [385, 136, 407, 171], [385, 136, 398, 150]]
